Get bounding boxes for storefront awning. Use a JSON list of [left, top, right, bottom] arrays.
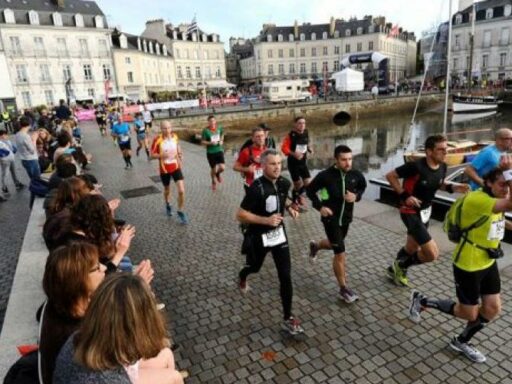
[[206, 80, 236, 88]]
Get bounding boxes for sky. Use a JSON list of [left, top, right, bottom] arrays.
[[98, 0, 461, 49]]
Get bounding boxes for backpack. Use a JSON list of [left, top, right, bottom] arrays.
[[443, 194, 488, 243]]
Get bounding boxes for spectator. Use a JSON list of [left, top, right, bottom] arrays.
[[0, 129, 24, 196], [15, 116, 41, 181], [36, 128, 53, 173], [54, 99, 71, 120], [53, 273, 184, 384]]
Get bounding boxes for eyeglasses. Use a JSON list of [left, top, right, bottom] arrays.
[[89, 263, 102, 273]]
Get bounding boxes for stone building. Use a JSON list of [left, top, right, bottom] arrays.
[[237, 16, 416, 86], [0, 0, 115, 109]]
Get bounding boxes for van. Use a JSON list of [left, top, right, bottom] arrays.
[[262, 80, 312, 103]]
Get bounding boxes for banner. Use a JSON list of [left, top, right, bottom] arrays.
[[75, 109, 95, 121]]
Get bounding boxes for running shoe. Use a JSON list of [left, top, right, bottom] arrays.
[[281, 316, 304, 335], [408, 290, 424, 323], [177, 211, 189, 225], [309, 241, 319, 264], [391, 260, 409, 287], [449, 337, 486, 363], [0, 194, 6, 202], [166, 204, 173, 216], [15, 183, 25, 190], [1, 187, 8, 194], [339, 287, 359, 303], [239, 278, 249, 294]]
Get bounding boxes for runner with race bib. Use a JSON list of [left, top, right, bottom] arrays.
[[233, 126, 267, 194], [111, 115, 133, 169]]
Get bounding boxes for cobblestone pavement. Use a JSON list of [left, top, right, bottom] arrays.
[[37, 122, 512, 382], [0, 159, 31, 330]]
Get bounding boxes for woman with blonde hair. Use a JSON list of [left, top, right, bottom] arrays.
[[54, 273, 184, 384]]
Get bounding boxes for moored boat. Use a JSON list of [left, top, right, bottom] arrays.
[[404, 140, 491, 166], [452, 95, 500, 113]]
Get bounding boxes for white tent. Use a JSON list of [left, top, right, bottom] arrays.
[[331, 68, 364, 92]]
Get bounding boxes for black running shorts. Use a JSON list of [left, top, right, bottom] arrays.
[[160, 169, 184, 186], [321, 216, 349, 255], [400, 212, 431, 246], [118, 140, 131, 151], [287, 161, 310, 182], [453, 262, 500, 306], [206, 151, 225, 168]]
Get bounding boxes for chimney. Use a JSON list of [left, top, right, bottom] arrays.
[[53, 0, 65, 7], [294, 20, 299, 39], [329, 17, 335, 36]]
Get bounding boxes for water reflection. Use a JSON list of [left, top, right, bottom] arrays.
[[225, 107, 512, 200]]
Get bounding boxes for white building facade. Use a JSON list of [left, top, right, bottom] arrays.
[[0, 0, 115, 109]]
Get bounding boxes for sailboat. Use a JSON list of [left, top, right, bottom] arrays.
[[452, 1, 501, 113]]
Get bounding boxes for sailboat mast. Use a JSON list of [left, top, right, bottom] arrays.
[[443, 0, 453, 134], [468, 1, 476, 91]]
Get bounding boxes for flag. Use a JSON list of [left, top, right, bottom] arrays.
[[187, 16, 197, 34], [388, 24, 399, 37]]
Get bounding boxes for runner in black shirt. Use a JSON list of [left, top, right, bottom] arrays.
[[386, 135, 469, 286], [237, 149, 304, 336], [306, 145, 367, 303]]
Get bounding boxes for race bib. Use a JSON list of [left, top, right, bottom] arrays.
[[138, 125, 145, 132], [488, 218, 505, 241], [211, 134, 220, 144], [262, 226, 286, 247], [120, 134, 129, 143], [265, 195, 277, 213], [296, 144, 308, 154], [164, 158, 177, 165], [420, 206, 431, 224], [254, 168, 263, 179]]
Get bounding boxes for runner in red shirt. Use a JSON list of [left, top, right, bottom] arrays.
[[234, 127, 267, 194]]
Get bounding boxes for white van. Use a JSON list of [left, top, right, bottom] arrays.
[[262, 80, 312, 103]]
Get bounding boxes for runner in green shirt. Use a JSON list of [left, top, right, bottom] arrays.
[[201, 115, 225, 191]]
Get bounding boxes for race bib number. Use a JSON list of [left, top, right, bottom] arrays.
[[254, 168, 263, 179], [420, 206, 431, 224], [163, 158, 177, 165], [296, 144, 308, 154], [211, 134, 220, 144], [120, 134, 129, 143], [138, 126, 145, 132], [265, 195, 277, 213], [488, 218, 505, 241], [262, 226, 286, 247]]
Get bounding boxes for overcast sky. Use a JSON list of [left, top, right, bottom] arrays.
[[98, 0, 461, 48]]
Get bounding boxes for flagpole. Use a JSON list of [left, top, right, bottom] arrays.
[[443, 0, 453, 134]]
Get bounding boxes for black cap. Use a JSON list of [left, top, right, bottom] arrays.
[[258, 123, 271, 131]]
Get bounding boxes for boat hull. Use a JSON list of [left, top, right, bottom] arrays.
[[452, 95, 499, 113]]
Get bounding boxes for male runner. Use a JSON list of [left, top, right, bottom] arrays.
[[386, 135, 469, 286], [237, 149, 304, 336], [111, 114, 133, 169], [95, 105, 107, 136], [233, 126, 267, 194], [201, 115, 225, 191], [133, 113, 150, 159], [306, 145, 367, 302], [151, 120, 189, 224], [142, 105, 153, 134], [281, 116, 312, 209], [409, 168, 510, 363], [240, 123, 276, 152]]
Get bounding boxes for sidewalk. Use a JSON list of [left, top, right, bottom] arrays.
[[2, 121, 512, 383]]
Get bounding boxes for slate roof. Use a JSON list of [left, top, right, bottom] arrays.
[[455, 0, 512, 23]]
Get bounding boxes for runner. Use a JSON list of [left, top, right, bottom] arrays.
[[94, 104, 107, 137], [409, 168, 510, 363], [239, 123, 276, 153], [142, 105, 153, 134], [306, 145, 367, 302], [281, 116, 312, 210], [150, 120, 189, 224], [111, 114, 133, 169], [237, 149, 304, 336], [233, 126, 267, 194], [386, 135, 469, 286], [201, 115, 225, 191], [133, 112, 150, 160]]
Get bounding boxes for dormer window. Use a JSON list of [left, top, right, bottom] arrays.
[[202, 34, 207, 42], [289, 33, 294, 41], [94, 15, 104, 29], [172, 31, 178, 39], [137, 38, 141, 50], [368, 25, 374, 33], [28, 10, 39, 25], [119, 34, 128, 49], [4, 9, 15, 24], [155, 43, 160, 55], [74, 14, 84, 28], [455, 13, 462, 24], [278, 34, 283, 42], [357, 27, 363, 35], [300, 33, 305, 41], [505, 4, 512, 17], [486, 8, 493, 19], [149, 42, 154, 54], [267, 34, 272, 42], [345, 29, 351, 36], [52, 12, 62, 26], [192, 33, 197, 42], [311, 32, 316, 40], [162, 45, 168, 55], [143, 40, 147, 53], [322, 31, 328, 39], [334, 30, 340, 38]]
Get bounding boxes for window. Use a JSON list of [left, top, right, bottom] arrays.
[[177, 66, 183, 79], [501, 28, 510, 45], [505, 4, 512, 17], [28, 10, 39, 25], [323, 46, 328, 55], [300, 48, 305, 57], [195, 66, 201, 78], [311, 62, 317, 74], [345, 29, 351, 36], [98, 39, 108, 57], [79, 39, 89, 57], [16, 65, 28, 82], [216, 50, 220, 59], [357, 27, 363, 35], [300, 63, 306, 73], [289, 48, 295, 57], [267, 34, 272, 42], [268, 64, 274, 75], [4, 9, 15, 24], [44, 90, 54, 105], [75, 14, 84, 27], [267, 49, 273, 58], [278, 49, 283, 58], [334, 60, 340, 71], [289, 34, 294, 42], [83, 64, 93, 80], [40, 64, 51, 82], [311, 32, 316, 40], [455, 34, 460, 49], [21, 92, 32, 107], [483, 30, 491, 47], [368, 41, 374, 51], [482, 54, 488, 68], [175, 48, 180, 58], [215, 67, 221, 78], [203, 50, 208, 59], [125, 57, 131, 64], [94, 15, 104, 29], [278, 34, 283, 42], [345, 44, 351, 53], [277, 64, 284, 75], [63, 65, 72, 81], [368, 25, 374, 33], [322, 31, 328, 40], [9, 36, 21, 56], [453, 57, 458, 69], [186, 67, 191, 78], [102, 64, 111, 80], [357, 42, 362, 52], [127, 71, 134, 83], [34, 37, 45, 56], [486, 8, 493, 19], [455, 14, 462, 24], [193, 49, 198, 60], [334, 46, 340, 55], [312, 47, 317, 56], [300, 33, 305, 41], [57, 38, 68, 57], [87, 88, 95, 98], [289, 63, 295, 74], [52, 12, 62, 26], [322, 62, 328, 73], [334, 30, 340, 38], [500, 52, 507, 67]]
